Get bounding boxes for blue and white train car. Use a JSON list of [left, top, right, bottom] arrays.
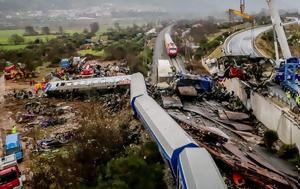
[[130, 73, 227, 189]]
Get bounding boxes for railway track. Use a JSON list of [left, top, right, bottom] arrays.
[[170, 57, 187, 74]]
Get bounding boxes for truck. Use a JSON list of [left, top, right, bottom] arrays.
[[274, 57, 300, 97], [4, 134, 23, 162], [0, 154, 25, 189]]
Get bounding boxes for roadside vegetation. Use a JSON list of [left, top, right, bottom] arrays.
[[256, 24, 300, 58], [173, 19, 233, 74]]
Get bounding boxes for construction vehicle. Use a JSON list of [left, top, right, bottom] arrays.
[[4, 134, 23, 162], [265, 0, 300, 97], [0, 154, 25, 189], [4, 63, 25, 80], [4, 63, 36, 80]]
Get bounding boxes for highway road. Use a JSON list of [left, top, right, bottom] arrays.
[[224, 21, 300, 107], [225, 20, 300, 57], [225, 26, 271, 57]]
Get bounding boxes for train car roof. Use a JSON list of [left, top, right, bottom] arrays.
[[130, 73, 148, 101], [46, 75, 131, 92], [179, 148, 227, 189], [134, 94, 198, 159]]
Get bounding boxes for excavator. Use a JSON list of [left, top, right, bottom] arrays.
[[4, 63, 26, 80], [4, 61, 38, 80]]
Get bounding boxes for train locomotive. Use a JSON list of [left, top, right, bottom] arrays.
[[165, 33, 178, 58]]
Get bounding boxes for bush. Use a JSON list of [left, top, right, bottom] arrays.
[[277, 144, 299, 159], [127, 54, 148, 76], [31, 104, 127, 188], [263, 130, 279, 148], [98, 141, 166, 189], [8, 34, 24, 45]]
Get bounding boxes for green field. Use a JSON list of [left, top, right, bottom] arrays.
[[0, 27, 108, 50], [0, 30, 57, 44], [0, 44, 27, 50], [0, 29, 58, 50], [77, 49, 104, 57]]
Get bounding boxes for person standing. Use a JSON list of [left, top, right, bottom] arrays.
[[12, 125, 17, 134]]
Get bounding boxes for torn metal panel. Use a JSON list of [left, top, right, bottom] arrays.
[[183, 103, 216, 118], [206, 127, 230, 142], [168, 110, 200, 129], [178, 86, 198, 96], [168, 111, 230, 143], [223, 142, 254, 164], [200, 142, 292, 188], [218, 119, 254, 131], [161, 95, 183, 109], [247, 152, 284, 176], [218, 110, 249, 121]]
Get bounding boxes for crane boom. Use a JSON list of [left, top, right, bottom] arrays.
[[229, 9, 253, 20], [266, 0, 292, 59]]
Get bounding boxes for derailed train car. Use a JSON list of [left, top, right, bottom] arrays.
[[130, 73, 227, 189]]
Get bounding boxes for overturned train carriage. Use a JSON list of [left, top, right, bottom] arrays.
[[44, 75, 131, 96], [130, 73, 227, 189]]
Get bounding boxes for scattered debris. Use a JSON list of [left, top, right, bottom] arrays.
[[161, 95, 183, 109], [217, 55, 274, 87], [4, 89, 34, 100]]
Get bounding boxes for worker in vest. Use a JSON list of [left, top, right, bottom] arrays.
[[286, 90, 292, 101], [12, 125, 17, 134], [296, 95, 300, 107]]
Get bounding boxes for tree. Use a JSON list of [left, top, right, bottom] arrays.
[[83, 28, 89, 34], [8, 34, 24, 45], [264, 130, 279, 148], [58, 26, 64, 34], [90, 22, 99, 34], [41, 26, 50, 35], [25, 26, 38, 35], [114, 22, 121, 31]]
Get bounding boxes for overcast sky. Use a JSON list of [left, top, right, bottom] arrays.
[[0, 0, 298, 16], [162, 0, 299, 14]]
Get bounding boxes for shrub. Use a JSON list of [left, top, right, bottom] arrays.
[[263, 130, 279, 148], [277, 144, 299, 159]]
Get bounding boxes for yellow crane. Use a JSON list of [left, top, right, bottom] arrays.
[[229, 0, 253, 21]]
